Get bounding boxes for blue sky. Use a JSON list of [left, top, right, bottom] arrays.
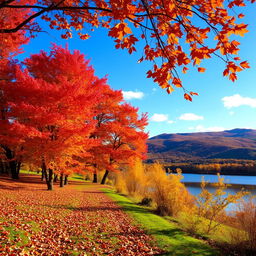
[[19, 4, 256, 137]]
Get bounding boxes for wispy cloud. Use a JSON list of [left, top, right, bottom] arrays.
[[122, 90, 144, 100], [150, 114, 169, 122], [222, 94, 256, 108], [179, 113, 204, 121], [189, 125, 224, 132]]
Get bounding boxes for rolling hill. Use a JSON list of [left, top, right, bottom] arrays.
[[147, 129, 256, 163]]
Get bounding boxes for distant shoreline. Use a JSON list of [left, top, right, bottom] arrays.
[[166, 168, 256, 176], [183, 181, 256, 189]]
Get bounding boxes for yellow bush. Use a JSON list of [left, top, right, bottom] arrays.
[[114, 161, 194, 217], [114, 171, 127, 194], [146, 163, 194, 216]]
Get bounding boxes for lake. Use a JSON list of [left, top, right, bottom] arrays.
[[181, 174, 256, 211], [182, 173, 256, 186]]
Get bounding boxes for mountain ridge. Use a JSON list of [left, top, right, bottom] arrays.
[[147, 128, 256, 162]]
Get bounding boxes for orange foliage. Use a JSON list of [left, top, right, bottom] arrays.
[[0, 45, 148, 189], [146, 163, 194, 216], [115, 161, 194, 216], [1, 0, 254, 98]]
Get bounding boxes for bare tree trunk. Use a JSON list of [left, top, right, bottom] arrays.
[[3, 146, 20, 179], [0, 159, 4, 174], [60, 173, 64, 187], [0, 159, 8, 174], [41, 170, 45, 181], [53, 174, 58, 182], [93, 172, 97, 183], [46, 169, 53, 190], [64, 175, 68, 185], [41, 160, 46, 181], [101, 170, 109, 185], [9, 160, 19, 179]]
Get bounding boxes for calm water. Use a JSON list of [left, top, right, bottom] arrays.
[[182, 173, 256, 186], [181, 174, 256, 212]]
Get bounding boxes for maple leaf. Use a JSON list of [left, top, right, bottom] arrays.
[[172, 78, 182, 88], [167, 86, 174, 94], [198, 67, 206, 73], [240, 61, 250, 69], [184, 93, 192, 101], [190, 92, 199, 96], [229, 72, 237, 82], [182, 67, 188, 74]]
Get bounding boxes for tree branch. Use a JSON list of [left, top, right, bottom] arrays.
[[0, 4, 113, 33]]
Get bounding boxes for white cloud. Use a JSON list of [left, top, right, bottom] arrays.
[[179, 113, 204, 121], [229, 111, 235, 116], [150, 114, 169, 122], [122, 90, 144, 100], [222, 94, 256, 108], [190, 125, 225, 132], [167, 120, 175, 124]]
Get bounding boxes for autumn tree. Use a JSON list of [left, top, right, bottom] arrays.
[[72, 82, 148, 184], [95, 102, 148, 185], [80, 84, 124, 183], [0, 45, 105, 188], [0, 0, 253, 98], [0, 60, 43, 179]]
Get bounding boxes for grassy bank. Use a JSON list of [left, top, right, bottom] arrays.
[[103, 188, 219, 256]]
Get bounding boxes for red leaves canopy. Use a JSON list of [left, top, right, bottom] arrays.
[[0, 0, 253, 100], [0, 45, 148, 176]]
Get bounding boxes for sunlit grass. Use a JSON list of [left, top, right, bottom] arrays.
[[103, 188, 219, 256]]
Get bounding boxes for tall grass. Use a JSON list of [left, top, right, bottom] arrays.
[[114, 160, 194, 216]]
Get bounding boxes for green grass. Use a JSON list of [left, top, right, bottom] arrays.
[[103, 188, 219, 256], [177, 212, 243, 244], [1, 220, 41, 249]]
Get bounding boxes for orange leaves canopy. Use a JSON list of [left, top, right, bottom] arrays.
[[0, 0, 253, 100], [0, 45, 148, 176]]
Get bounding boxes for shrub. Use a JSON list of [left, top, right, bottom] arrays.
[[146, 163, 194, 216], [114, 171, 127, 194], [124, 159, 147, 196], [114, 161, 193, 216], [188, 174, 248, 235], [138, 197, 153, 206], [232, 198, 256, 252]]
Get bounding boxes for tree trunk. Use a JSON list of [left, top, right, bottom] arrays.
[[54, 174, 58, 182], [41, 170, 45, 181], [101, 170, 109, 185], [3, 146, 20, 179], [41, 160, 46, 181], [60, 173, 64, 187], [0, 159, 6, 174], [2, 160, 8, 174], [64, 175, 68, 185], [93, 173, 97, 183], [10, 160, 19, 179], [46, 169, 53, 190]]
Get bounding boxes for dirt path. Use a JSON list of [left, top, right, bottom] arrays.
[[0, 174, 162, 255]]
